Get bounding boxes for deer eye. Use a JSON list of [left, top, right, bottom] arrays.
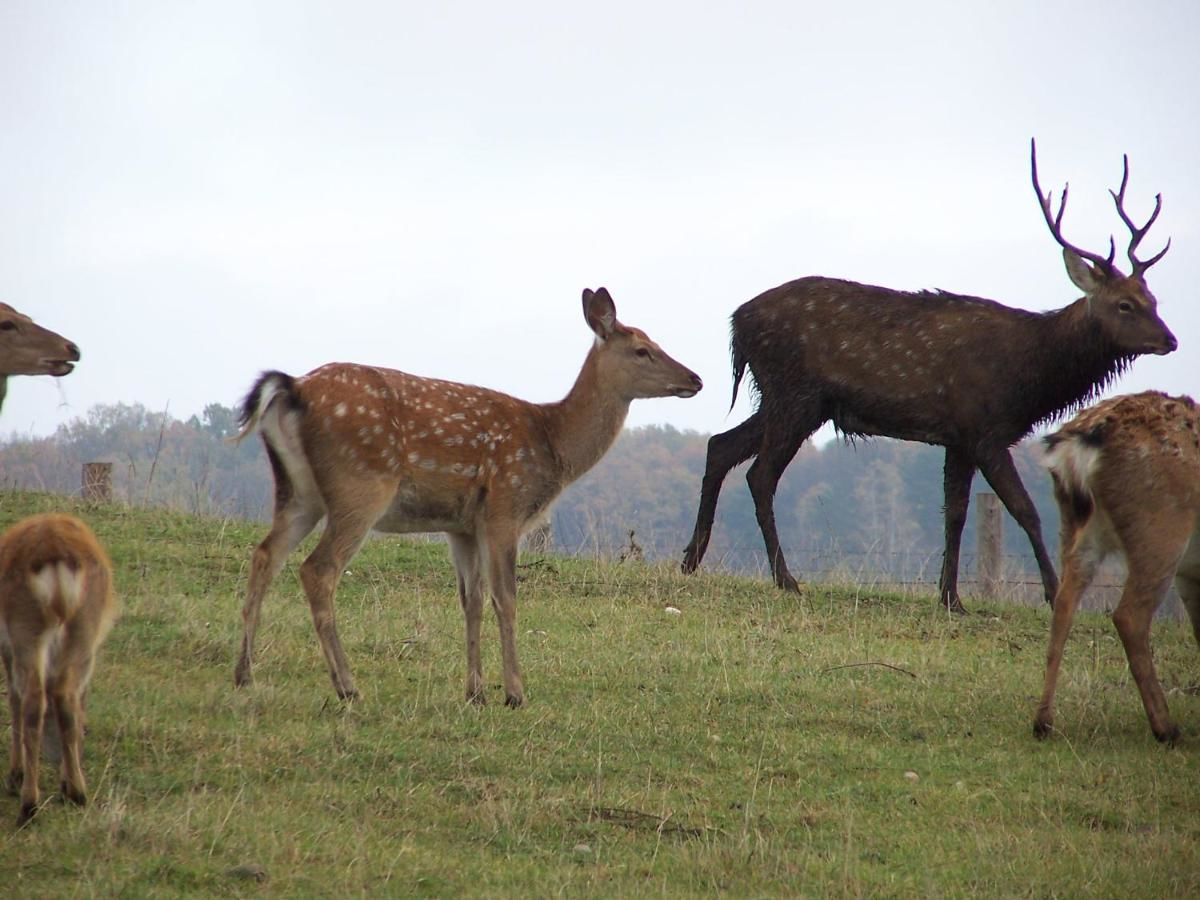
[[635, 347, 652, 359], [1117, 299, 1136, 314], [0, 321, 16, 331]]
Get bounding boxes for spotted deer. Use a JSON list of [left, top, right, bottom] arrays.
[[1035, 391, 1200, 744], [233, 288, 702, 706], [0, 514, 117, 826], [0, 302, 81, 414], [682, 140, 1177, 612]]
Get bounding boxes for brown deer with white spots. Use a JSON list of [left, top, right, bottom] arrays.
[[0, 514, 117, 826], [682, 140, 1177, 612], [233, 288, 702, 706], [1035, 391, 1200, 744], [0, 302, 81, 414]]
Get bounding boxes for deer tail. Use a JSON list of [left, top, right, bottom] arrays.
[[28, 560, 85, 624], [1042, 423, 1106, 523], [230, 371, 302, 445], [729, 328, 749, 412]]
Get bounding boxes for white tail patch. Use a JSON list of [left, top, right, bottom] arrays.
[[28, 561, 83, 621], [1043, 434, 1101, 499]]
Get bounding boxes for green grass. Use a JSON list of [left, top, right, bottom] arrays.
[[2, 489, 1198, 897]]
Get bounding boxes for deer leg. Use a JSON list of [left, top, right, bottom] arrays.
[[745, 416, 810, 593], [1109, 515, 1193, 743], [3, 646, 22, 796], [1175, 535, 1200, 648], [483, 527, 524, 708], [1177, 574, 1200, 649], [13, 650, 47, 826], [235, 498, 324, 689], [298, 501, 385, 701], [938, 448, 976, 613], [682, 412, 763, 574], [1034, 523, 1103, 739], [1112, 573, 1179, 743], [448, 533, 486, 705], [977, 449, 1058, 607], [51, 683, 87, 807]]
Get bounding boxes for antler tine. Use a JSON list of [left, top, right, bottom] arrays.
[[1108, 153, 1171, 277], [1030, 138, 1116, 274]]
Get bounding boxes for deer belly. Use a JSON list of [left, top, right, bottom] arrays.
[[831, 404, 948, 445], [373, 486, 473, 535]]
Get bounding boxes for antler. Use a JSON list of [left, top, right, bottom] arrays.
[[1030, 138, 1117, 276], [1109, 155, 1171, 277]]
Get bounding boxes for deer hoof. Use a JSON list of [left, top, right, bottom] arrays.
[[233, 661, 252, 689], [943, 597, 968, 615], [1032, 719, 1053, 740], [504, 693, 524, 709], [777, 573, 801, 593], [1154, 724, 1181, 746], [60, 782, 87, 807], [16, 802, 38, 828]]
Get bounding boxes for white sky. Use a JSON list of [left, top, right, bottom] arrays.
[[2, 1, 1197, 441]]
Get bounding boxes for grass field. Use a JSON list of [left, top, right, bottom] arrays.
[[1, 489, 1198, 897]]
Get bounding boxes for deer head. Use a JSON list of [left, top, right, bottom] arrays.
[[1030, 139, 1177, 357], [582, 287, 702, 401], [0, 302, 81, 378]]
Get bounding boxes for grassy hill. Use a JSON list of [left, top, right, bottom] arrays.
[[1, 490, 1197, 896]]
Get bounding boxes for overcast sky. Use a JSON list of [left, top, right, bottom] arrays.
[[2, 1, 1196, 444]]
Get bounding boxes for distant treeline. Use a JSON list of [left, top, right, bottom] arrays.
[[0, 402, 1060, 578]]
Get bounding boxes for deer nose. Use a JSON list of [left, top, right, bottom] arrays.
[[65, 341, 81, 361], [689, 372, 703, 392]]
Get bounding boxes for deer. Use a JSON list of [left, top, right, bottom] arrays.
[[0, 514, 118, 827], [232, 287, 702, 706], [681, 140, 1177, 612], [0, 302, 81, 414], [1035, 391, 1200, 744]]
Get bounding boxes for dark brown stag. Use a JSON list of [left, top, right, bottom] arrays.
[[682, 141, 1177, 611]]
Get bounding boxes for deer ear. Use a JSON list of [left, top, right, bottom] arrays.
[[583, 287, 617, 340], [1063, 249, 1105, 295]]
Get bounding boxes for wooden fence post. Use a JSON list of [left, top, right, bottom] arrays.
[[976, 491, 1003, 598], [524, 520, 553, 553], [82, 462, 113, 503]]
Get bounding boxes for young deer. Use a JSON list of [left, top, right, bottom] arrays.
[[0, 302, 81, 414], [1035, 391, 1200, 744], [682, 141, 1176, 612], [0, 514, 117, 826], [233, 288, 702, 706]]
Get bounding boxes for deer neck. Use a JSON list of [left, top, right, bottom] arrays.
[[540, 345, 630, 483], [1032, 298, 1129, 419]]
